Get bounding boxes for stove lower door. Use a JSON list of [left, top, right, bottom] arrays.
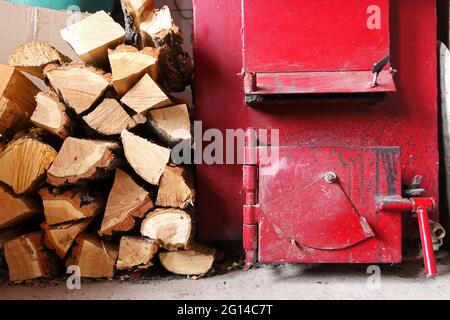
[[244, 146, 402, 264]]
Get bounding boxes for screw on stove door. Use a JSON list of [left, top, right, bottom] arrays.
[[324, 172, 337, 184]]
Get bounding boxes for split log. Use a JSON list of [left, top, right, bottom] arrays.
[[156, 166, 195, 209], [140, 5, 173, 45], [41, 219, 92, 259], [83, 99, 136, 136], [4, 232, 57, 282], [152, 25, 194, 93], [140, 208, 192, 250], [108, 45, 159, 96], [0, 137, 57, 194], [138, 6, 193, 92], [159, 246, 215, 276], [148, 104, 191, 147], [0, 229, 17, 269], [60, 11, 126, 67], [123, 0, 155, 28], [31, 92, 72, 139], [39, 188, 104, 225], [0, 65, 40, 135], [44, 63, 111, 115], [0, 183, 42, 230], [66, 234, 118, 278], [121, 74, 172, 115], [47, 138, 120, 186], [120, 0, 155, 47], [121, 130, 170, 185], [116, 236, 158, 271], [7, 42, 70, 79], [99, 169, 154, 236]]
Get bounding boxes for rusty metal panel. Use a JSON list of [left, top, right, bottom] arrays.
[[257, 146, 402, 263]]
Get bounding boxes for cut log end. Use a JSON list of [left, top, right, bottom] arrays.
[[148, 104, 191, 147], [7, 42, 71, 79], [99, 169, 154, 236], [0, 183, 42, 230], [121, 73, 172, 115], [121, 130, 170, 185], [0, 137, 57, 194], [109, 45, 159, 96], [116, 236, 158, 271], [156, 166, 195, 209], [0, 65, 40, 136], [42, 219, 92, 259], [140, 208, 192, 250], [39, 187, 104, 225], [60, 11, 126, 67], [47, 137, 120, 186], [44, 63, 111, 115], [67, 234, 118, 278], [31, 92, 72, 139], [159, 247, 215, 276], [83, 99, 136, 136], [4, 232, 58, 282]]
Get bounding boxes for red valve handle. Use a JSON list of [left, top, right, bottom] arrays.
[[378, 197, 437, 277], [416, 207, 437, 277]]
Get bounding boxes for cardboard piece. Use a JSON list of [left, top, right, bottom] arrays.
[[0, 1, 89, 88]]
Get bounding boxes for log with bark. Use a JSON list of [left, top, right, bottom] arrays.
[[159, 246, 215, 276], [132, 5, 193, 92], [140, 208, 192, 250], [156, 166, 195, 209], [121, 130, 170, 185], [148, 104, 191, 147], [66, 234, 118, 278], [39, 188, 104, 225], [7, 42, 71, 79], [0, 183, 42, 230], [0, 65, 40, 135], [116, 236, 158, 271], [140, 5, 173, 46], [99, 169, 154, 236], [121, 74, 172, 115], [41, 219, 92, 259], [47, 137, 120, 186], [120, 0, 155, 47], [109, 45, 159, 96], [44, 63, 111, 115], [0, 136, 57, 194], [31, 92, 72, 139], [4, 232, 58, 282], [60, 11, 126, 67], [83, 98, 137, 136]]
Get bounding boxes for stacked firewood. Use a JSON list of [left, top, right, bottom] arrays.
[[0, 1, 216, 283]]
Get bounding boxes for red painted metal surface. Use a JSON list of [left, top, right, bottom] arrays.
[[193, 0, 439, 256], [242, 0, 390, 73], [242, 0, 395, 94]]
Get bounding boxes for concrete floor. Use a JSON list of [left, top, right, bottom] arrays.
[[1, 251, 450, 300]]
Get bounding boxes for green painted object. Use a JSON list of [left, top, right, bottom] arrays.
[[8, 0, 116, 13]]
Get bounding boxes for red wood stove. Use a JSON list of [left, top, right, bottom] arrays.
[[193, 0, 441, 276]]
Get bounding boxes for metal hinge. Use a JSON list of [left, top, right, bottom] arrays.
[[243, 128, 259, 266]]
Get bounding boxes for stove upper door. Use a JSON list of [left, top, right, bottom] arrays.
[[242, 0, 396, 95]]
